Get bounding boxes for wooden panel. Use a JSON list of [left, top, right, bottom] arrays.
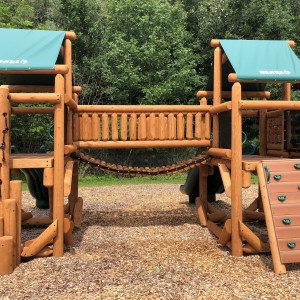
[[267, 182, 300, 194], [269, 192, 300, 205], [268, 171, 300, 183], [273, 215, 300, 227], [263, 160, 300, 172], [275, 226, 300, 239], [280, 251, 300, 263], [278, 238, 300, 251], [271, 203, 300, 215], [10, 154, 54, 168]]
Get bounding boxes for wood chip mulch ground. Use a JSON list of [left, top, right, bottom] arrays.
[[1, 184, 300, 299]]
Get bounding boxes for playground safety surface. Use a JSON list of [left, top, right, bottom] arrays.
[[0, 184, 300, 299]]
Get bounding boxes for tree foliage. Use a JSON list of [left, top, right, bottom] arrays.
[[2, 0, 300, 155]]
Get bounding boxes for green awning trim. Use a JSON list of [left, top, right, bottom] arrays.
[[220, 40, 300, 82], [0, 28, 65, 71]]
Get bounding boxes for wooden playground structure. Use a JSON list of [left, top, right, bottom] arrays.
[[1, 29, 300, 274]]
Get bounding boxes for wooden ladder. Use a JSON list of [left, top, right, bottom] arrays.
[[257, 159, 300, 274]]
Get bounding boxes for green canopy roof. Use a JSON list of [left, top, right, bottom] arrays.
[[220, 40, 300, 82], [0, 28, 65, 71]]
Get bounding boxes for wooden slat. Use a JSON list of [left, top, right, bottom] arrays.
[[91, 113, 100, 141], [158, 113, 165, 140], [177, 113, 184, 140], [138, 114, 147, 141], [120, 113, 128, 141], [186, 113, 193, 140], [149, 113, 156, 140], [102, 113, 109, 141], [10, 154, 54, 169], [195, 113, 201, 139], [111, 113, 118, 141], [168, 114, 175, 140], [130, 113, 137, 141]]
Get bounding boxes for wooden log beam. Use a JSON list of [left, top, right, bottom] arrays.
[[239, 221, 270, 252], [75, 140, 211, 149], [76, 105, 211, 113], [207, 220, 222, 239], [231, 82, 243, 257], [240, 100, 300, 110], [63, 217, 74, 246], [219, 219, 232, 245], [21, 220, 57, 257], [11, 107, 55, 115], [73, 197, 83, 228], [207, 148, 231, 158], [22, 217, 53, 226], [64, 159, 74, 197], [197, 91, 271, 99], [8, 93, 60, 104], [53, 74, 65, 257], [2, 85, 82, 93], [209, 102, 232, 114], [218, 163, 231, 197], [207, 211, 227, 223]]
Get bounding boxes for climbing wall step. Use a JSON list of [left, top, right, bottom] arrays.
[[260, 159, 300, 266]]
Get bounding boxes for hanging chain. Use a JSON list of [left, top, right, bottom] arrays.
[[72, 150, 210, 177], [1, 112, 9, 162]]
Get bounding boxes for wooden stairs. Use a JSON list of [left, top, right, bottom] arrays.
[[258, 159, 300, 274]]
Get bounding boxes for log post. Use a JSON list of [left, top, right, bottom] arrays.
[[196, 164, 209, 226], [0, 236, 14, 275], [3, 198, 16, 267], [231, 82, 243, 256], [53, 74, 65, 257], [69, 160, 79, 218], [212, 46, 222, 148], [9, 180, 22, 266], [64, 38, 73, 146], [0, 86, 10, 215]]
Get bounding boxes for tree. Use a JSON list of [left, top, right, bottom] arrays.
[[98, 0, 198, 105]]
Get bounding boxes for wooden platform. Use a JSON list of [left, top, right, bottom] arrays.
[[10, 153, 54, 169], [210, 155, 300, 171]]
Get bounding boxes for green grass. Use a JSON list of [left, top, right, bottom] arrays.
[[16, 171, 258, 190], [78, 172, 187, 187]]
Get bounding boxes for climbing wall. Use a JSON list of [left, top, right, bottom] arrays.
[[260, 160, 300, 264]]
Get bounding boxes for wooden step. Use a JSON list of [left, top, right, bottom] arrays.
[[10, 153, 54, 169]]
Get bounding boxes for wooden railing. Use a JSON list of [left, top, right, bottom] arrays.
[[73, 105, 211, 149]]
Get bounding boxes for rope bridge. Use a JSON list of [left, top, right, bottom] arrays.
[[72, 150, 210, 177]]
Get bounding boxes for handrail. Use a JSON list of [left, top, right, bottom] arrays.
[[76, 104, 211, 113]]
